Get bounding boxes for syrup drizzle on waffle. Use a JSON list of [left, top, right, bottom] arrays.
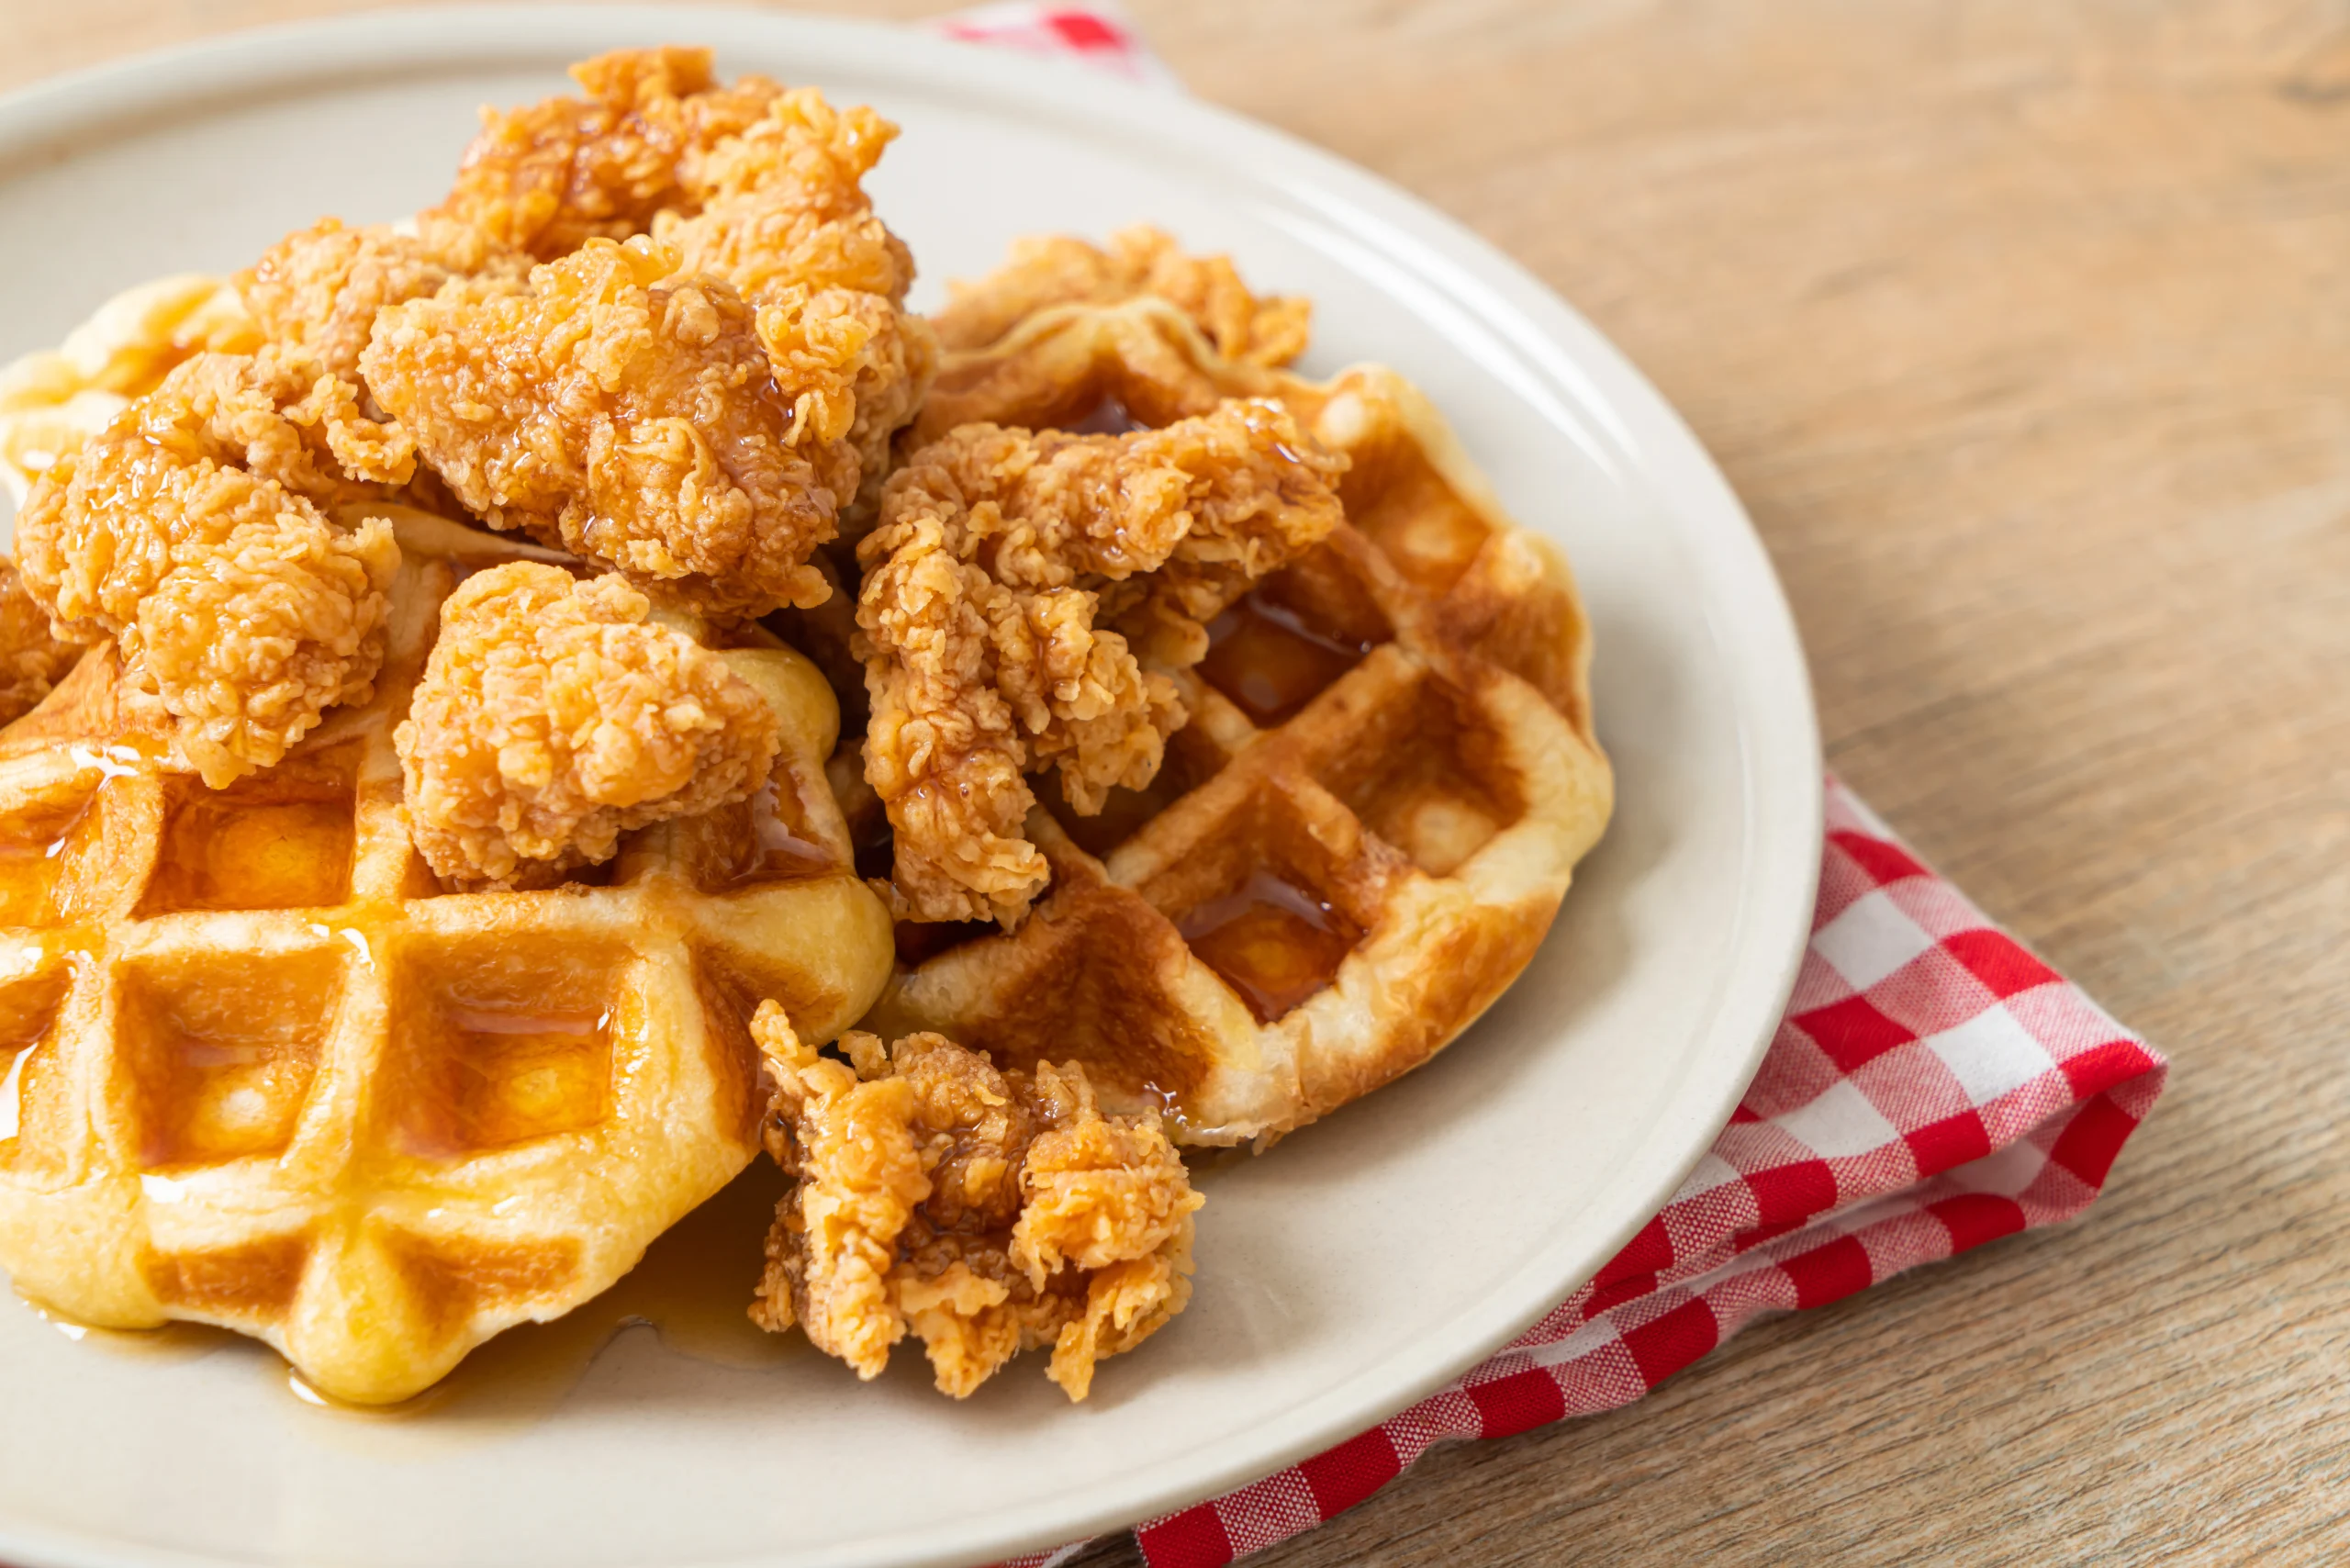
[[274, 1160, 804, 1427], [1175, 868, 1362, 1024], [869, 298, 1613, 1143], [141, 745, 362, 913], [38, 1159, 801, 1440], [0, 515, 897, 1403], [1197, 588, 1382, 727]]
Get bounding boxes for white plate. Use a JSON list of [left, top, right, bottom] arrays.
[[0, 9, 1821, 1567]]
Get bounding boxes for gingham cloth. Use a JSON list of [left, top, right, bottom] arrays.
[[934, 9, 2172, 1567]]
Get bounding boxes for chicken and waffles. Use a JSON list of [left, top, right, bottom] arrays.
[[0, 48, 1612, 1406]]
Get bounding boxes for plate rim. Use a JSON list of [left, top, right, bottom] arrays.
[[0, 8, 1824, 1566]]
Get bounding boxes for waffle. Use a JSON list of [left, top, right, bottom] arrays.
[[857, 295, 1614, 1144], [0, 507, 895, 1403], [0, 274, 258, 506]]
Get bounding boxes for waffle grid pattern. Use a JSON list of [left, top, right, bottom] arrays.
[[0, 515, 894, 1402], [865, 304, 1613, 1142]]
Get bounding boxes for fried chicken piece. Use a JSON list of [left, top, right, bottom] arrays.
[[394, 562, 781, 888], [441, 46, 785, 261], [654, 87, 938, 525], [362, 236, 834, 618], [238, 214, 532, 381], [856, 400, 1347, 926], [934, 226, 1312, 368], [442, 52, 932, 532], [0, 556, 84, 726], [749, 1003, 1200, 1401], [15, 348, 406, 784]]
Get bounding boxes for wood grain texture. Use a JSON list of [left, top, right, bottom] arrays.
[[5, 2, 2345, 1563]]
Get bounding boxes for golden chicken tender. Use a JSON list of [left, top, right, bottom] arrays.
[[856, 399, 1347, 927], [934, 226, 1312, 369], [238, 213, 532, 380], [654, 86, 937, 521], [394, 562, 782, 888], [362, 236, 834, 618], [440, 50, 933, 532], [442, 45, 785, 261], [0, 555, 84, 725], [14, 348, 407, 785], [748, 1003, 1201, 1401]]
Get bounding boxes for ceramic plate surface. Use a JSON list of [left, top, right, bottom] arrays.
[[0, 10, 1820, 1566]]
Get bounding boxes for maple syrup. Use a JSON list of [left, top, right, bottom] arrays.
[[1065, 392, 1150, 436], [1197, 591, 1378, 726], [145, 796, 353, 913], [1176, 868, 1360, 1022], [124, 951, 339, 1167], [439, 1002, 613, 1151], [136, 744, 362, 913], [391, 941, 625, 1159], [20, 1299, 230, 1362], [283, 1159, 801, 1428], [0, 962, 65, 1136], [718, 778, 834, 889], [0, 791, 96, 927], [17, 1160, 805, 1432]]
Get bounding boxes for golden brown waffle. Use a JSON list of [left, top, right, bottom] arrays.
[[860, 296, 1614, 1144], [0, 275, 258, 506], [0, 508, 894, 1403]]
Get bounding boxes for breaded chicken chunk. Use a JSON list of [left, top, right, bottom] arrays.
[[441, 50, 933, 531], [363, 236, 834, 618], [15, 348, 406, 784], [856, 399, 1346, 927], [749, 1002, 1201, 1401], [934, 226, 1312, 368], [239, 213, 532, 381], [653, 87, 937, 523], [0, 556, 84, 726], [395, 562, 781, 888], [441, 46, 785, 261]]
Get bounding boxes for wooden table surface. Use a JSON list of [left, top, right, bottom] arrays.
[[6, 1, 2345, 1562]]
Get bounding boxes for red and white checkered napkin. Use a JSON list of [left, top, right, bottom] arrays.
[[933, 14, 2170, 1566], [992, 787, 2165, 1568]]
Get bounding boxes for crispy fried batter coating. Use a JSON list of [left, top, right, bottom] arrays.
[[15, 348, 405, 784], [0, 556, 84, 726], [935, 226, 1312, 368], [440, 51, 932, 532], [362, 236, 834, 618], [749, 1003, 1200, 1401], [394, 562, 781, 889], [239, 214, 532, 381], [441, 46, 786, 260], [856, 400, 1346, 926], [654, 87, 937, 523]]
